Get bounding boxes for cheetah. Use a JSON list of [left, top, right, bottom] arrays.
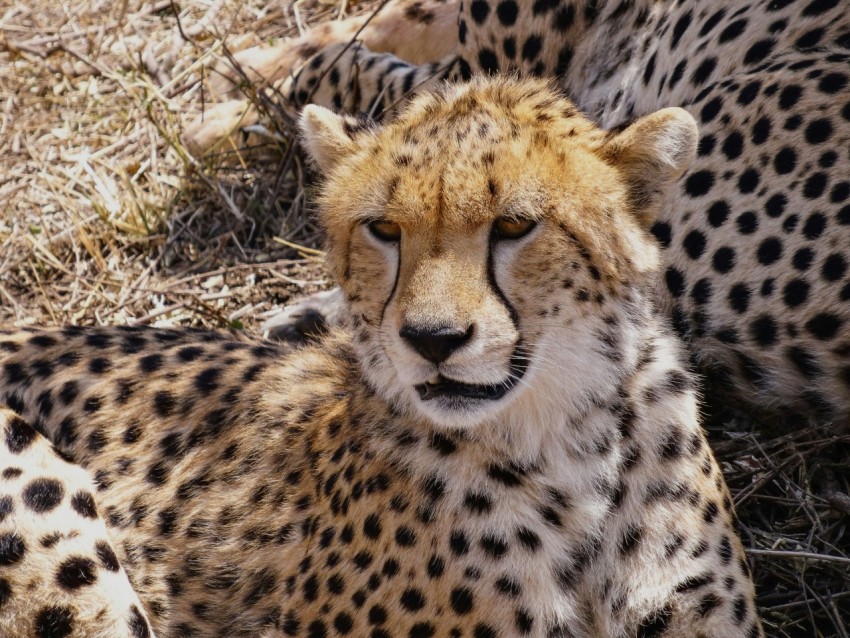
[[189, 0, 850, 425], [1, 78, 761, 637]]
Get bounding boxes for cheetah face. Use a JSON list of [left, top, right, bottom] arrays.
[[301, 78, 697, 430]]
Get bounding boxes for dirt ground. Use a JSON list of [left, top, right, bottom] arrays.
[[0, 0, 848, 636]]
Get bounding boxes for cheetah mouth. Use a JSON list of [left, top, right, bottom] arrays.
[[415, 345, 529, 402]]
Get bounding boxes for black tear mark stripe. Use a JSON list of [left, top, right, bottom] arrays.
[[486, 230, 521, 328], [379, 238, 402, 330]]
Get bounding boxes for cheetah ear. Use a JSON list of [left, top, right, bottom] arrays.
[[599, 107, 698, 226], [299, 105, 365, 173]]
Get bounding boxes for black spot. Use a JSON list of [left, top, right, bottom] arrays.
[[23, 478, 63, 513], [409, 622, 435, 638], [478, 48, 499, 74], [307, 620, 327, 638], [675, 573, 715, 593], [195, 368, 222, 395], [738, 168, 759, 193], [691, 279, 712, 305], [831, 182, 850, 203], [757, 237, 782, 265], [779, 85, 803, 111], [697, 134, 716, 156], [516, 526, 541, 551], [427, 554, 445, 578], [521, 35, 543, 62], [177, 346, 204, 362], [802, 0, 839, 16], [153, 390, 176, 417], [128, 605, 151, 638], [670, 11, 692, 49], [58, 380, 79, 405], [797, 27, 825, 48], [642, 51, 657, 86], [85, 356, 111, 374], [399, 588, 426, 611], [56, 556, 97, 589], [684, 170, 714, 197], [735, 211, 758, 234], [0, 532, 26, 565], [363, 514, 382, 539], [803, 172, 828, 200], [803, 213, 826, 239], [690, 57, 717, 85], [650, 221, 672, 247], [744, 39, 774, 65], [480, 533, 508, 558], [487, 463, 523, 486], [139, 353, 163, 373], [619, 524, 643, 555], [5, 415, 36, 454], [682, 230, 706, 259], [793, 248, 814, 271], [805, 119, 833, 144], [496, 0, 519, 25], [718, 19, 747, 43], [450, 586, 474, 614], [450, 530, 470, 555], [721, 131, 743, 159], [699, 8, 725, 36], [470, 0, 490, 23], [738, 81, 760, 105], [787, 346, 821, 379], [712, 247, 735, 274], [751, 116, 771, 144], [783, 279, 810, 307], [707, 201, 730, 227], [70, 491, 97, 518], [728, 284, 750, 313], [35, 605, 74, 638], [783, 215, 799, 233], [733, 595, 749, 622], [822, 254, 847, 281], [819, 72, 848, 94], [637, 605, 673, 638], [773, 147, 796, 175], [463, 491, 493, 514], [805, 313, 843, 340], [750, 315, 778, 346], [700, 96, 723, 123], [395, 525, 417, 547], [473, 624, 498, 638], [665, 267, 686, 297], [0, 576, 10, 608], [83, 395, 102, 414], [0, 496, 12, 524]]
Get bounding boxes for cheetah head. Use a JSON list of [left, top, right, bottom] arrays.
[[301, 77, 697, 433]]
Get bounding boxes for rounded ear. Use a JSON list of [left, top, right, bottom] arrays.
[[598, 107, 698, 227], [299, 105, 369, 174]]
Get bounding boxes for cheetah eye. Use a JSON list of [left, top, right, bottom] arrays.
[[492, 217, 537, 240], [367, 219, 402, 242]]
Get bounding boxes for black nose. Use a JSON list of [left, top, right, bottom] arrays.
[[400, 324, 473, 364]]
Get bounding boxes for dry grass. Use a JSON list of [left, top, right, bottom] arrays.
[[0, 1, 848, 636], [0, 0, 344, 330]]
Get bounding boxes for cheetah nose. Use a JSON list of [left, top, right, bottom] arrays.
[[399, 324, 473, 364]]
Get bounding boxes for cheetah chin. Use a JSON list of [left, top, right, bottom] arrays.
[[415, 349, 529, 403]]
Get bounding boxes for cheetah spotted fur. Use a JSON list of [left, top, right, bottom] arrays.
[[1, 78, 761, 637], [192, 0, 850, 424]]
